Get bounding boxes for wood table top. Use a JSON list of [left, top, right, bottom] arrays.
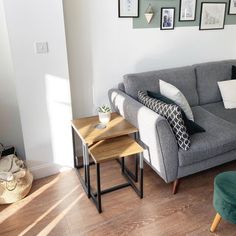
[[89, 135, 144, 163], [71, 113, 138, 145]]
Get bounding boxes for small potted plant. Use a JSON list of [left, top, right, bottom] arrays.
[[98, 105, 112, 124]]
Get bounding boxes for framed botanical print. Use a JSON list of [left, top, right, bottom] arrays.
[[118, 0, 139, 18], [199, 2, 226, 30], [179, 0, 197, 21]]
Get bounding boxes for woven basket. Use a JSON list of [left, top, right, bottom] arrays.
[[0, 168, 33, 204]]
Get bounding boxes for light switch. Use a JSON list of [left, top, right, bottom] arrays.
[[35, 42, 49, 54]]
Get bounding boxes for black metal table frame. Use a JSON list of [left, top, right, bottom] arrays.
[[72, 127, 91, 198], [90, 153, 143, 213], [72, 127, 143, 213]]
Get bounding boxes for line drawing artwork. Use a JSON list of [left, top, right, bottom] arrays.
[[229, 0, 236, 14], [119, 0, 138, 17], [180, 0, 196, 21], [200, 3, 226, 30], [181, 0, 194, 18], [125, 0, 132, 12], [204, 6, 221, 25]]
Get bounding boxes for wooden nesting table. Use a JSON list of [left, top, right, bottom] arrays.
[[71, 112, 144, 213]]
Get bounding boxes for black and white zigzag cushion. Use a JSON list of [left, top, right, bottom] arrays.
[[138, 91, 190, 151]]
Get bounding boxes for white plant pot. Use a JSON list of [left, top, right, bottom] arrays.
[[98, 112, 111, 124]]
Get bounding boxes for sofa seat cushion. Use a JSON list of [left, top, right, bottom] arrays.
[[178, 106, 236, 167], [202, 102, 236, 124]]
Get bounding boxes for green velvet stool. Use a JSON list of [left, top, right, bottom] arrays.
[[210, 171, 236, 232]]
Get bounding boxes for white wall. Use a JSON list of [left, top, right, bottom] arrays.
[[0, 0, 25, 157], [63, 0, 94, 118], [63, 0, 236, 117], [4, 0, 73, 178]]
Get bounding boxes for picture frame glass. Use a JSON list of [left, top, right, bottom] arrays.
[[161, 8, 175, 29], [119, 0, 138, 17], [200, 3, 226, 30], [180, 0, 196, 21], [229, 0, 236, 14]]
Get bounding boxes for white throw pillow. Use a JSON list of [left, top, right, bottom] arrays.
[[159, 80, 194, 121], [218, 80, 236, 109]]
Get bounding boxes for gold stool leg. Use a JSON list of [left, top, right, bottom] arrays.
[[210, 213, 222, 232]]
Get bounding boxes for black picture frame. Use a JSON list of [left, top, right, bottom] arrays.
[[199, 2, 227, 30], [118, 0, 139, 18], [160, 7, 175, 30], [228, 0, 236, 15], [179, 0, 197, 22]]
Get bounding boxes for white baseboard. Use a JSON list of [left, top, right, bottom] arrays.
[[26, 161, 71, 179]]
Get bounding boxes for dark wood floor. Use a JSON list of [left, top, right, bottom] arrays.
[[0, 159, 236, 236]]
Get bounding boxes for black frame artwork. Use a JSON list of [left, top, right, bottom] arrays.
[[229, 0, 236, 15], [179, 0, 197, 21], [118, 0, 139, 18], [199, 2, 226, 30], [161, 7, 175, 30]]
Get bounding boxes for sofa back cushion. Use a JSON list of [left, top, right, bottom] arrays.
[[195, 60, 236, 105], [124, 66, 199, 107]]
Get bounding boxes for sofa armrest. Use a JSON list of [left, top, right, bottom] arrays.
[[108, 88, 179, 183]]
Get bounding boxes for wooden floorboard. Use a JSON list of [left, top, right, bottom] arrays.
[[0, 159, 236, 236]]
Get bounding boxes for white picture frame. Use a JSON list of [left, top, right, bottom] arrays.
[[179, 0, 197, 21], [199, 2, 226, 30], [161, 8, 175, 30], [229, 0, 236, 15], [118, 0, 139, 18]]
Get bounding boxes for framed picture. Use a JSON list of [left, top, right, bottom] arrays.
[[179, 0, 197, 21], [118, 0, 139, 18], [229, 0, 236, 15], [161, 8, 175, 30], [199, 2, 226, 30]]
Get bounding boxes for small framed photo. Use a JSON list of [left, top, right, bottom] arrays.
[[118, 0, 139, 18], [179, 0, 197, 21], [229, 0, 236, 15], [161, 8, 175, 30], [199, 2, 226, 30]]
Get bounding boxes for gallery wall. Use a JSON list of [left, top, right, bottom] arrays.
[[0, 0, 25, 158], [134, 0, 236, 29], [63, 0, 236, 117]]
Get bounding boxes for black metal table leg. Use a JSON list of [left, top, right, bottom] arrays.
[[121, 157, 124, 173], [71, 126, 91, 198], [116, 155, 139, 182], [140, 168, 143, 199], [72, 127, 77, 168], [84, 143, 91, 198], [134, 155, 139, 182], [82, 144, 87, 184], [134, 132, 139, 182], [96, 163, 102, 213], [139, 152, 144, 199]]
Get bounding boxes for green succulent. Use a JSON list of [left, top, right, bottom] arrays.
[[98, 105, 111, 113]]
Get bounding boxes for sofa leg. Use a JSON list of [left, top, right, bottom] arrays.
[[172, 179, 180, 194], [210, 213, 221, 232]]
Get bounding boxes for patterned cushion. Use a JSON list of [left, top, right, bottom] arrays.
[[138, 91, 190, 151]]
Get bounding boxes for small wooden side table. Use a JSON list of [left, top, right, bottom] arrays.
[[71, 113, 141, 200], [89, 135, 144, 213]]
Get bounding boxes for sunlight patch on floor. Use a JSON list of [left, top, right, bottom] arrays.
[[18, 185, 80, 236], [0, 175, 60, 224], [36, 193, 84, 236]]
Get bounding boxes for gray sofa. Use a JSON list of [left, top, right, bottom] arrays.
[[108, 60, 236, 193]]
